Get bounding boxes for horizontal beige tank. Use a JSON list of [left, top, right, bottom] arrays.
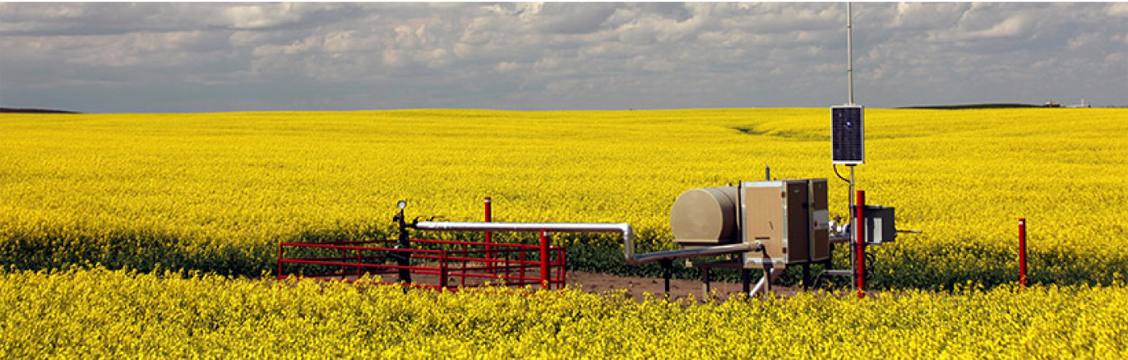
[[670, 187, 739, 245]]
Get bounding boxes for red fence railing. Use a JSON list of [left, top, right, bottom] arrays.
[[278, 237, 566, 290]]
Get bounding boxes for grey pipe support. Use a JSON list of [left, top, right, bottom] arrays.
[[751, 268, 786, 297], [629, 243, 756, 265]]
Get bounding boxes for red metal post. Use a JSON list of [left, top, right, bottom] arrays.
[[484, 196, 493, 274], [540, 230, 550, 289], [339, 248, 347, 279], [278, 243, 284, 281], [519, 249, 526, 283], [439, 250, 448, 291], [460, 243, 467, 287], [557, 246, 566, 289], [504, 249, 511, 283], [1019, 218, 1027, 288], [855, 190, 866, 299]]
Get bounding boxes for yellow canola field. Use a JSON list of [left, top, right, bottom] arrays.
[[1, 108, 1125, 286], [2, 267, 1126, 359]]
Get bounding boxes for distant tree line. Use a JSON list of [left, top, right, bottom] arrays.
[[0, 107, 81, 114]]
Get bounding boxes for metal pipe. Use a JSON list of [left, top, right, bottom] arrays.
[[630, 243, 756, 265], [414, 220, 638, 263], [415, 221, 755, 267], [750, 268, 786, 296], [847, 2, 855, 105], [752, 272, 766, 296], [821, 269, 853, 277]]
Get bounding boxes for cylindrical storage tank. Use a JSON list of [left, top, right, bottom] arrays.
[[670, 187, 739, 245]]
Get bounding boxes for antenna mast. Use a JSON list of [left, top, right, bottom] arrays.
[[847, 2, 854, 105]]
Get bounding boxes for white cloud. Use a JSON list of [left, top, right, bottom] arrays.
[[528, 3, 617, 35], [1, 3, 1125, 112], [495, 61, 522, 74], [1107, 3, 1128, 17], [966, 13, 1034, 40], [217, 4, 299, 29]]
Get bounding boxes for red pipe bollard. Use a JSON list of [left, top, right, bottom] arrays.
[[1019, 218, 1027, 288], [540, 230, 550, 289], [855, 190, 866, 299], [439, 252, 448, 290]]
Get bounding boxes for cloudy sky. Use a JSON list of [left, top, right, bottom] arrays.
[[1, 2, 1125, 113]]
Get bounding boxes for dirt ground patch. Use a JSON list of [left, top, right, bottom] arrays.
[[298, 270, 807, 302], [566, 271, 805, 302]]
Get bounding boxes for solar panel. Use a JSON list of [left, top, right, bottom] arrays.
[[831, 106, 864, 164]]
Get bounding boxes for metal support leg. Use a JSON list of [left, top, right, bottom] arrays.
[[741, 269, 751, 294], [764, 265, 773, 293], [701, 267, 711, 299], [660, 259, 673, 297], [802, 263, 810, 290]]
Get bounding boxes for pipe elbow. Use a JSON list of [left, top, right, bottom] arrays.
[[619, 223, 638, 265]]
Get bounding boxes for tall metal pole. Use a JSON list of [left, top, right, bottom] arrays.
[[845, 2, 858, 287], [847, 2, 855, 105]]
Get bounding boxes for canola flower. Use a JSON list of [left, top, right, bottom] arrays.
[[1, 266, 1125, 359], [1, 108, 1125, 287]]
